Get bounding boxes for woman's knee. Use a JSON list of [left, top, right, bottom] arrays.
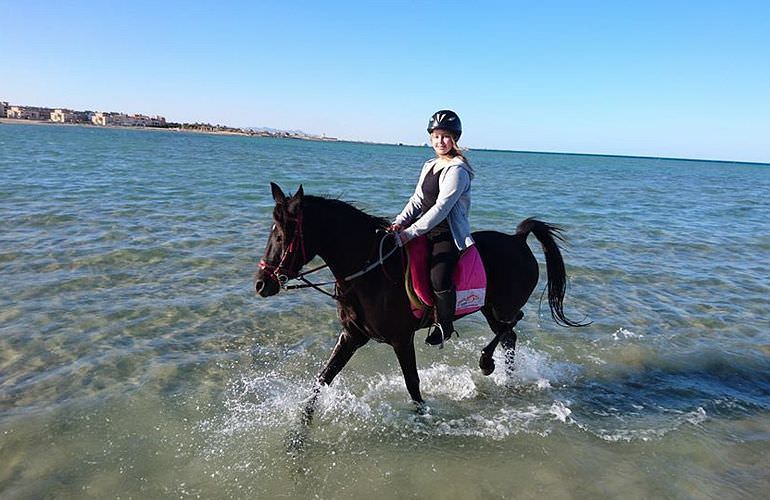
[[430, 264, 454, 291]]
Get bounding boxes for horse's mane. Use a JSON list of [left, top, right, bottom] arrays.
[[304, 195, 390, 229]]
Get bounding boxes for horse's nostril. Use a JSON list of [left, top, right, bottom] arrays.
[[255, 280, 265, 294]]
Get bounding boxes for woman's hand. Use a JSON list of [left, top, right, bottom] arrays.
[[387, 223, 403, 232], [394, 230, 409, 247]]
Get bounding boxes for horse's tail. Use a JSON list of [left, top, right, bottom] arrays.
[[516, 218, 588, 327]]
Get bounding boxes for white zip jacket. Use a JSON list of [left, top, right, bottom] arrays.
[[393, 157, 475, 251]]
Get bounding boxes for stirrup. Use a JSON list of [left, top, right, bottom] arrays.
[[425, 323, 456, 349]]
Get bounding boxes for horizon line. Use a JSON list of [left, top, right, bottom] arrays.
[[2, 117, 767, 167], [333, 138, 769, 166], [467, 146, 770, 167]]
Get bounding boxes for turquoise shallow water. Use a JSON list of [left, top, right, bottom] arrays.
[[1, 123, 769, 498]]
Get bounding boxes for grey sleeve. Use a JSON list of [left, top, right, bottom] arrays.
[[394, 192, 422, 226]]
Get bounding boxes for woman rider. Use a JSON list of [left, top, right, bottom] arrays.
[[390, 110, 475, 346]]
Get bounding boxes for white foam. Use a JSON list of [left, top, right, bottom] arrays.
[[419, 364, 478, 400], [317, 378, 374, 421], [685, 406, 708, 425], [612, 327, 643, 340], [595, 427, 668, 442], [549, 401, 573, 423], [489, 344, 578, 389], [570, 405, 710, 443], [410, 405, 562, 440]]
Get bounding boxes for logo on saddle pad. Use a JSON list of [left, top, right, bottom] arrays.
[[404, 235, 487, 319], [456, 289, 485, 310]]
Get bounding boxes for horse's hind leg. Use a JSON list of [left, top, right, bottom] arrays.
[[479, 307, 523, 376], [500, 323, 519, 378]]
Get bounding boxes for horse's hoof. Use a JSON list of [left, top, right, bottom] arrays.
[[412, 400, 429, 416], [479, 354, 495, 376]]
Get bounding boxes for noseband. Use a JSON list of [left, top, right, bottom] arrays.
[[258, 212, 307, 286]]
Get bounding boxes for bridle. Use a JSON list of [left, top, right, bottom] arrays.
[[258, 211, 307, 286], [258, 207, 401, 300]]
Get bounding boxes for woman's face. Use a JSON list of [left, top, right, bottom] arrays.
[[430, 129, 455, 158]]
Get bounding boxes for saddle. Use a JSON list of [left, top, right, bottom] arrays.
[[404, 235, 487, 320]]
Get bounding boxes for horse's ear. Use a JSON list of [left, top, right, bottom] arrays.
[[270, 182, 286, 203], [294, 184, 304, 200]]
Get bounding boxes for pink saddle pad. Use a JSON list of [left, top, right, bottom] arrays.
[[405, 235, 487, 319]]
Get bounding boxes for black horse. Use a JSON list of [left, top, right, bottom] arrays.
[[255, 183, 585, 407]]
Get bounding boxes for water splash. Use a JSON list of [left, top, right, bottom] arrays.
[[199, 342, 589, 447]]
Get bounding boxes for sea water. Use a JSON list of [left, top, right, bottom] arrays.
[[1, 123, 768, 498]]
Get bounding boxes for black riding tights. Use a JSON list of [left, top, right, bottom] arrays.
[[428, 229, 459, 292]]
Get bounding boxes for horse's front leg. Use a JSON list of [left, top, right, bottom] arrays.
[[302, 327, 368, 425], [288, 328, 368, 452], [392, 337, 424, 404], [317, 328, 369, 387]]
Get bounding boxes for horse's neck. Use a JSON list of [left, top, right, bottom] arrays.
[[312, 207, 380, 280]]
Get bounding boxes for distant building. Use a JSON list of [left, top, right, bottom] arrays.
[[91, 111, 114, 126], [112, 114, 133, 126], [92, 111, 166, 127], [6, 105, 53, 120], [73, 111, 92, 123], [121, 113, 166, 127], [51, 109, 91, 123], [0, 101, 7, 118], [148, 115, 166, 127], [5, 106, 21, 118], [50, 109, 75, 123]]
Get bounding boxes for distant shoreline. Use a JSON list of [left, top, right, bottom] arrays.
[[0, 117, 231, 135], [0, 117, 337, 142], [2, 118, 766, 166]]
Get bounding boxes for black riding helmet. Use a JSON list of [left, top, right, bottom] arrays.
[[427, 110, 462, 139]]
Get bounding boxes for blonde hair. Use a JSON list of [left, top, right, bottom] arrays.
[[448, 135, 473, 176]]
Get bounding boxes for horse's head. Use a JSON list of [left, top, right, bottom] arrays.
[[255, 182, 313, 297]]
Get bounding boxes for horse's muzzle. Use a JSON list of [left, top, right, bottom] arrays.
[[254, 274, 280, 297]]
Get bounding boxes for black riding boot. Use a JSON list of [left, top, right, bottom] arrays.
[[425, 288, 457, 347]]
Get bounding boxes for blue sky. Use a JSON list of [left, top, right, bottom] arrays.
[[3, 1, 769, 162]]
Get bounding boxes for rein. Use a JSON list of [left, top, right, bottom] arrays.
[[260, 221, 401, 300], [283, 232, 401, 300], [282, 263, 340, 299], [344, 232, 400, 281]]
